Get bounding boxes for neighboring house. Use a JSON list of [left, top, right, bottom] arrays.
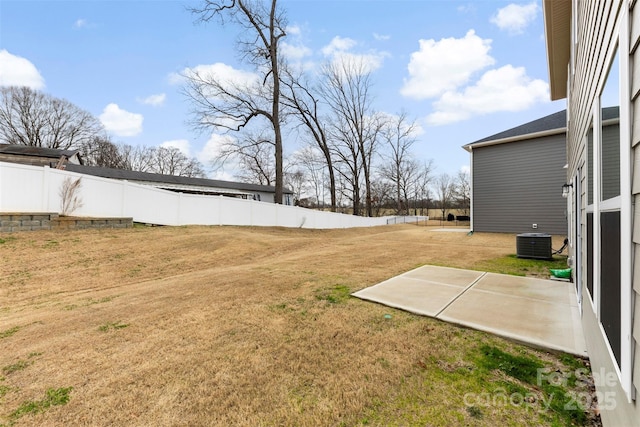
[[0, 143, 83, 167], [544, 1, 638, 425], [63, 164, 293, 205], [0, 144, 293, 205], [463, 108, 620, 236], [463, 110, 567, 235]]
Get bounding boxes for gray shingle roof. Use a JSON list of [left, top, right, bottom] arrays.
[[64, 164, 293, 195], [0, 143, 81, 160], [465, 106, 619, 148]]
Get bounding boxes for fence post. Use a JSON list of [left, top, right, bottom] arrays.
[[219, 195, 223, 226], [122, 180, 128, 217], [42, 166, 50, 212]]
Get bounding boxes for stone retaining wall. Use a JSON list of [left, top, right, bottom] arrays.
[[0, 213, 133, 232]]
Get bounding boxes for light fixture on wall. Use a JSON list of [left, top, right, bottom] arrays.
[[562, 183, 573, 198]]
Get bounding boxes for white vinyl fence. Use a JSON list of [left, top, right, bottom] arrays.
[[0, 162, 392, 229]]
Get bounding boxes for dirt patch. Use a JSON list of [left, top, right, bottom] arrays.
[[0, 225, 589, 426]]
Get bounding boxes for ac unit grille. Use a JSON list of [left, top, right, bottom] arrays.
[[516, 233, 552, 260]]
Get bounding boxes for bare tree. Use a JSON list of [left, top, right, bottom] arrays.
[[435, 173, 455, 221], [280, 68, 337, 211], [210, 130, 275, 185], [291, 146, 327, 208], [369, 178, 393, 217], [321, 57, 381, 216], [414, 160, 435, 215], [80, 136, 125, 168], [119, 144, 157, 173], [153, 146, 206, 178], [0, 86, 104, 149], [454, 169, 471, 216], [285, 169, 306, 205], [379, 111, 419, 215], [185, 0, 287, 203]]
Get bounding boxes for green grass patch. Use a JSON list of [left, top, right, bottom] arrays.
[[0, 384, 10, 399], [0, 326, 20, 339], [0, 236, 16, 245], [475, 254, 569, 277], [98, 321, 129, 332], [475, 344, 544, 384], [42, 240, 59, 248], [9, 387, 73, 420], [2, 360, 31, 375], [63, 295, 118, 311], [475, 344, 588, 426], [315, 284, 351, 304], [358, 339, 592, 426]]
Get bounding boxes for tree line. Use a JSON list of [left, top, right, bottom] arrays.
[[0, 0, 471, 217], [0, 86, 205, 178], [182, 0, 470, 216]]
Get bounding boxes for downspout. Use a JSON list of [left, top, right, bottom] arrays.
[[469, 148, 474, 233]]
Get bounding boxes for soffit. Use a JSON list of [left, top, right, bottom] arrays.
[[543, 0, 571, 100]]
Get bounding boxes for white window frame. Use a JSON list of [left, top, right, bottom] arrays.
[[589, 7, 633, 400]]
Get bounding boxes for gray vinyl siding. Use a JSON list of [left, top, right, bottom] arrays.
[[471, 134, 567, 235], [569, 0, 639, 420]]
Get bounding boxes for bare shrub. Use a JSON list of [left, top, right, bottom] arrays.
[[59, 177, 83, 216]]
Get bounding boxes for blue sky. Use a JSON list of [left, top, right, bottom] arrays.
[[0, 0, 566, 178]]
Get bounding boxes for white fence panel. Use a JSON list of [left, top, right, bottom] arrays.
[[0, 162, 391, 229], [219, 196, 252, 226], [179, 194, 221, 225], [125, 184, 180, 225], [250, 199, 278, 227], [49, 169, 125, 218], [0, 163, 46, 212]]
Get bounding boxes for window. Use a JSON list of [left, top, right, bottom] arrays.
[[598, 48, 621, 368]]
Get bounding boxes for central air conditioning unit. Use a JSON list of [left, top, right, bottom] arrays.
[[516, 233, 552, 260]]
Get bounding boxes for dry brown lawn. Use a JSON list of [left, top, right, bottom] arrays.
[[1, 225, 581, 426]]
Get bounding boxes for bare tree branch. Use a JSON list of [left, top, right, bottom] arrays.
[[185, 0, 287, 202]]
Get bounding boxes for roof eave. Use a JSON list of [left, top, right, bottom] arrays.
[[463, 127, 567, 152], [543, 0, 571, 101]]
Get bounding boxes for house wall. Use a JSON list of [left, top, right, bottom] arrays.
[[0, 153, 55, 167], [471, 135, 567, 235], [566, 0, 639, 425]]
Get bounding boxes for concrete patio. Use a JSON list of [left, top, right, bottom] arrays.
[[352, 265, 587, 357]]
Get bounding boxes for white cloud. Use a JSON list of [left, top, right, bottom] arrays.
[[197, 133, 236, 164], [331, 51, 387, 74], [99, 103, 143, 137], [169, 63, 258, 90], [138, 93, 166, 107], [379, 112, 425, 137], [426, 65, 549, 125], [490, 2, 539, 34], [460, 165, 470, 174], [286, 25, 302, 36], [280, 41, 313, 62], [321, 36, 357, 57], [457, 4, 477, 14], [373, 33, 390, 41], [400, 30, 494, 100], [0, 50, 45, 89], [161, 139, 190, 156], [73, 18, 96, 30], [320, 36, 388, 74]]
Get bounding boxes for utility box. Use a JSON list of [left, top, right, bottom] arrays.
[[516, 233, 552, 260]]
